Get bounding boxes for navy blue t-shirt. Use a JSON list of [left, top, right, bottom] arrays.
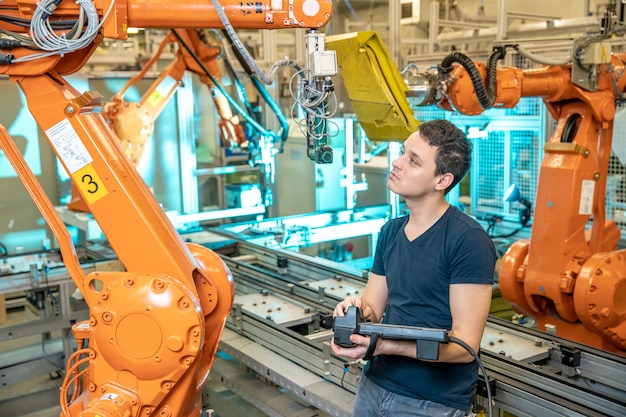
[[365, 206, 496, 411]]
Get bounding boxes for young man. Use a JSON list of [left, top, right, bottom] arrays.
[[332, 119, 496, 416]]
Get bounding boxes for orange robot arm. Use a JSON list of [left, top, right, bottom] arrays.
[[103, 31, 188, 167], [103, 29, 246, 168], [5, 70, 236, 417], [434, 40, 626, 355], [0, 1, 332, 416], [0, 0, 332, 76]]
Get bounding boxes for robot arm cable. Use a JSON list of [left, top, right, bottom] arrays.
[[11, 0, 116, 63], [513, 44, 572, 66], [449, 336, 493, 417], [210, 0, 288, 85], [439, 48, 505, 111], [210, 0, 337, 164], [220, 28, 292, 149], [171, 29, 272, 139]]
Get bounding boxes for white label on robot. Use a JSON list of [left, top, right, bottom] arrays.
[[271, 0, 283, 12], [47, 118, 93, 174], [157, 75, 177, 97], [101, 392, 125, 405], [579, 179, 595, 215], [149, 75, 178, 107]]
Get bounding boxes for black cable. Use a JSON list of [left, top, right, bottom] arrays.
[[489, 227, 524, 239], [170, 29, 274, 146], [561, 113, 582, 143], [439, 52, 489, 110], [0, 241, 7, 256], [340, 362, 348, 388], [449, 336, 492, 417], [0, 15, 77, 30], [362, 332, 380, 361], [438, 47, 506, 111]]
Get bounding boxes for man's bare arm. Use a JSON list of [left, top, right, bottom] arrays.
[[348, 283, 492, 363]]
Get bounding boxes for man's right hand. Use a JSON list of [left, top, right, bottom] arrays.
[[333, 296, 363, 318]]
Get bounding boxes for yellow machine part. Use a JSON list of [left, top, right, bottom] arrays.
[[326, 31, 419, 141]]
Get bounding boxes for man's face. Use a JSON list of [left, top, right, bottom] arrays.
[[387, 132, 443, 199]]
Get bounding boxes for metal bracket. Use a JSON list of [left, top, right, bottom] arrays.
[[476, 374, 497, 399]]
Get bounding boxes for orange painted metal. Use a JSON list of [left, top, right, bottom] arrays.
[[0, 0, 332, 414], [103, 29, 245, 168], [102, 31, 191, 167], [450, 54, 626, 355], [10, 72, 234, 416], [0, 0, 333, 75]]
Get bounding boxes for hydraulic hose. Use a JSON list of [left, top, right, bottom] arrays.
[[486, 46, 506, 107], [439, 48, 505, 110]]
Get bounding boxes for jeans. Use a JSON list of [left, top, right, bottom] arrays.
[[352, 373, 468, 417]]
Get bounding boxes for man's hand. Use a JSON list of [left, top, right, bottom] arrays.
[[332, 297, 380, 360], [330, 333, 372, 360], [333, 296, 363, 317], [334, 296, 376, 321]]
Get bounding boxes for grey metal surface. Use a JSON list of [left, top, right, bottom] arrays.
[[0, 373, 62, 417], [0, 348, 63, 386], [219, 328, 354, 417], [208, 354, 330, 417]]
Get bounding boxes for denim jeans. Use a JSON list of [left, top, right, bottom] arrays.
[[352, 373, 468, 417]]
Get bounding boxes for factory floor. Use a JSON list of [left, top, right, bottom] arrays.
[[0, 307, 63, 417], [0, 374, 61, 417]]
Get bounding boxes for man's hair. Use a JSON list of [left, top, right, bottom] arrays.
[[417, 119, 472, 193]]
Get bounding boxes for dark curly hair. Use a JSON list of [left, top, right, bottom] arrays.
[[417, 119, 472, 194]]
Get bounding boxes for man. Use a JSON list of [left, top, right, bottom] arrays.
[[332, 119, 496, 417]]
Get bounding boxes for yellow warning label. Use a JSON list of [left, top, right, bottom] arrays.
[[72, 164, 109, 204], [147, 90, 164, 107]]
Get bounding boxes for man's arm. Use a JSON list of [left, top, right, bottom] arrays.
[[436, 282, 492, 362], [359, 272, 389, 322], [337, 283, 492, 363]]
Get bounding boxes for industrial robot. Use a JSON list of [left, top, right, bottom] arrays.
[[70, 28, 292, 212], [103, 29, 247, 168], [102, 28, 293, 168], [0, 0, 334, 416], [328, 12, 626, 355]]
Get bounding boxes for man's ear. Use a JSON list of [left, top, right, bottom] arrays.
[[435, 173, 454, 191]]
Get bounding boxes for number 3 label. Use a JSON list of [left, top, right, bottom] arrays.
[[71, 164, 109, 204]]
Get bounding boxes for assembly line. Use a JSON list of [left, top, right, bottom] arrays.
[[1, 0, 626, 416]]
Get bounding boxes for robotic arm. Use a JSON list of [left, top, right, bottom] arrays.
[[0, 1, 333, 416], [0, 0, 333, 71], [328, 15, 626, 355], [103, 29, 247, 167], [429, 30, 626, 355]]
